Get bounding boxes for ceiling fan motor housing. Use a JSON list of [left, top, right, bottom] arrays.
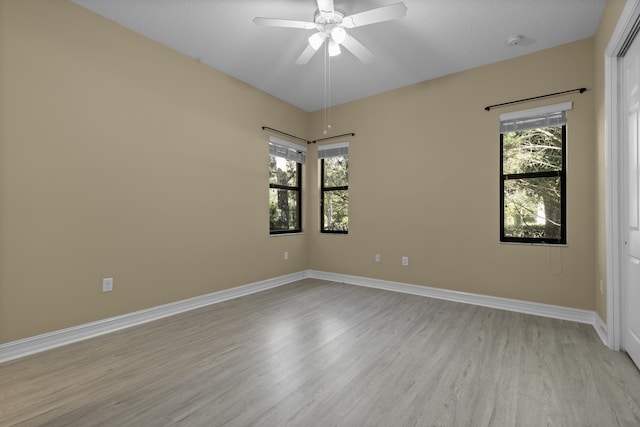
[[312, 9, 347, 46], [314, 9, 345, 26]]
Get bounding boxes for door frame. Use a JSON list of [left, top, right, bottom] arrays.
[[606, 0, 640, 351]]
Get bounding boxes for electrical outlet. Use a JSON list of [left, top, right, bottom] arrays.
[[102, 278, 113, 292], [284, 251, 289, 260], [375, 254, 381, 263], [402, 256, 409, 266]]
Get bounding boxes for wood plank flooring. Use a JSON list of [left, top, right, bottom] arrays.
[[1, 278, 640, 426]]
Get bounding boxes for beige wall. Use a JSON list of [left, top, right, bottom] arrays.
[[594, 0, 627, 323], [309, 39, 596, 310], [0, 0, 625, 344], [0, 0, 309, 343]]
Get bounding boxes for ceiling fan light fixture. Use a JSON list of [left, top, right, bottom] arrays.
[[330, 26, 346, 44], [309, 32, 325, 50], [328, 39, 341, 56]]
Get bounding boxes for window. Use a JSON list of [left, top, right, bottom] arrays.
[[319, 142, 349, 233], [500, 102, 571, 244], [269, 137, 305, 234]]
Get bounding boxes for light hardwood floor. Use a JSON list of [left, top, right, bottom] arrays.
[[1, 278, 640, 426]]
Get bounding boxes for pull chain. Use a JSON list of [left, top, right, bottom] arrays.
[[323, 40, 332, 135]]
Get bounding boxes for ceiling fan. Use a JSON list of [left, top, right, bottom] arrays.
[[253, 0, 407, 65]]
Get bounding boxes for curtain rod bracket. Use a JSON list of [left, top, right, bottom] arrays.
[[484, 87, 587, 111]]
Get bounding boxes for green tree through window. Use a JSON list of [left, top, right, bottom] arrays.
[[501, 125, 566, 244], [269, 143, 303, 234], [321, 155, 348, 233]]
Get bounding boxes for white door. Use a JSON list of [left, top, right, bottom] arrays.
[[623, 33, 640, 369]]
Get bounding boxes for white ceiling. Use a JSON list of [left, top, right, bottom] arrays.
[[70, 0, 607, 112]]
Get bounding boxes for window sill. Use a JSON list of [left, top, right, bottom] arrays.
[[500, 241, 568, 247]]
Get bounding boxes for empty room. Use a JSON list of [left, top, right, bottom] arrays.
[[2, 0, 640, 425]]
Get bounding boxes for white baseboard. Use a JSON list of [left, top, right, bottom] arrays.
[[0, 269, 610, 364], [307, 270, 606, 334], [0, 271, 306, 364], [593, 313, 609, 346]]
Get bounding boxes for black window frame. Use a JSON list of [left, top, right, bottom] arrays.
[[320, 157, 349, 234], [500, 124, 567, 245], [269, 158, 302, 235]]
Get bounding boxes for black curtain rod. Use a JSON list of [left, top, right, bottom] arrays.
[[262, 126, 311, 144], [312, 133, 355, 144], [484, 87, 587, 111], [262, 126, 355, 145]]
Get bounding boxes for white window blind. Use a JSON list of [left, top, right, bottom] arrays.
[[499, 101, 573, 133], [318, 142, 349, 159], [269, 136, 306, 164]]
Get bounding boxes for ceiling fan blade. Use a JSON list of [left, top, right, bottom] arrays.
[[295, 43, 321, 65], [341, 34, 374, 63], [342, 2, 407, 28], [317, 0, 335, 13], [253, 17, 317, 29]]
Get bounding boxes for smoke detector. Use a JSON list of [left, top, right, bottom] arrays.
[[507, 35, 523, 46]]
